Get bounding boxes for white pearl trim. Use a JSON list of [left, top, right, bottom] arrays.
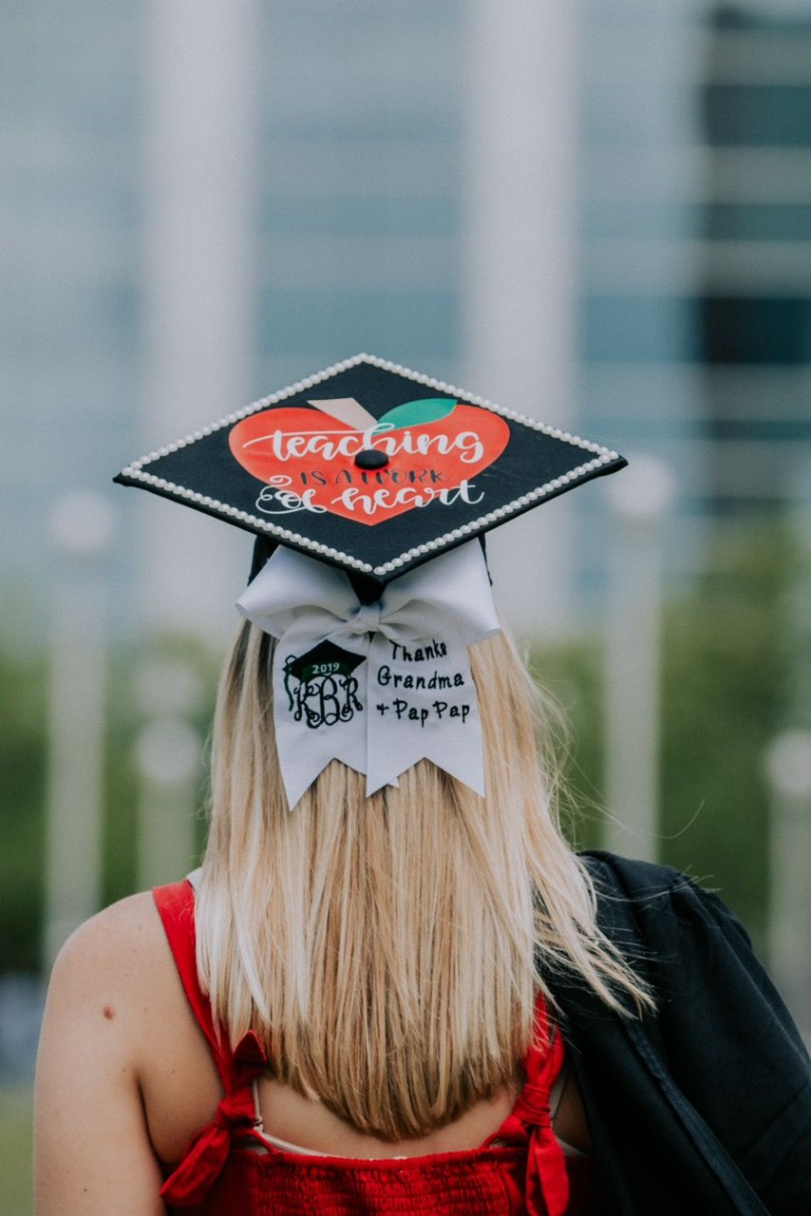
[[119, 353, 621, 579], [123, 352, 617, 470], [367, 454, 613, 576], [122, 469, 375, 572]]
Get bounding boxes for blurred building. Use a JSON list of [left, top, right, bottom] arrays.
[[700, 3, 811, 515], [579, 0, 811, 594], [0, 4, 141, 641], [2, 0, 467, 644], [2, 0, 810, 645], [255, 0, 464, 389]]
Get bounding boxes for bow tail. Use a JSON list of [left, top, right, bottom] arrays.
[[160, 1124, 232, 1208], [525, 1124, 571, 1216], [364, 636, 486, 797]]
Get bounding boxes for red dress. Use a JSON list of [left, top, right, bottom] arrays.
[[154, 881, 598, 1215]]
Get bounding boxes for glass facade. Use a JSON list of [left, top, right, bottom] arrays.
[[579, 0, 811, 588], [2, 0, 810, 636]]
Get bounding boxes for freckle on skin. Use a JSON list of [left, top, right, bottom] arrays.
[[103, 1004, 115, 1020]]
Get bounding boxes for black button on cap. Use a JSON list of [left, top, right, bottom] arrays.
[[354, 449, 389, 470]]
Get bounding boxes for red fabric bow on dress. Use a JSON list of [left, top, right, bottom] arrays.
[[160, 1030, 267, 1208]]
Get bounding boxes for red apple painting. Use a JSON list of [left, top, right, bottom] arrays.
[[228, 397, 510, 525]]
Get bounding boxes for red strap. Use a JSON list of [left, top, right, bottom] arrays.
[[153, 881, 231, 1089], [154, 882, 269, 1207]]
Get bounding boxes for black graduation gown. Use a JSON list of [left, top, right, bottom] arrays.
[[552, 852, 811, 1214]]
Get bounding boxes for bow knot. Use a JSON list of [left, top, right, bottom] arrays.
[[343, 602, 382, 637], [159, 1086, 259, 1208], [512, 1081, 553, 1127], [213, 1089, 258, 1131], [159, 1030, 267, 1208]]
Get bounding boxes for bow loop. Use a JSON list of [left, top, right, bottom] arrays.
[[233, 1028, 268, 1073]]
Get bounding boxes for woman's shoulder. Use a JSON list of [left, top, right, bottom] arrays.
[[52, 891, 166, 983], [45, 890, 180, 1059], [36, 889, 215, 1214]]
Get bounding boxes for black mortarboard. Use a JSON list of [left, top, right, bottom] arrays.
[[115, 353, 625, 592]]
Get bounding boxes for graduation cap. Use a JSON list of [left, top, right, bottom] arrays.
[[283, 640, 366, 685], [115, 353, 625, 594]]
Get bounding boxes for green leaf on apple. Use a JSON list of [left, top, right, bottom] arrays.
[[374, 398, 457, 433]]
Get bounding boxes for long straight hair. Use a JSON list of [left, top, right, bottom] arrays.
[[196, 620, 651, 1140]]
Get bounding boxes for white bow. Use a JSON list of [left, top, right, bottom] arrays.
[[237, 541, 501, 808]]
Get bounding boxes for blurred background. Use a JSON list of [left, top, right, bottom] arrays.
[[2, 0, 811, 1209]]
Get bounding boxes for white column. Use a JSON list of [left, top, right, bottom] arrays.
[[135, 717, 202, 889], [462, 0, 580, 637], [141, 0, 259, 639], [788, 465, 811, 730], [43, 492, 115, 969], [134, 658, 205, 888], [603, 457, 674, 862]]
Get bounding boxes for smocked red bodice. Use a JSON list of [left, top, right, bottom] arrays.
[[153, 880, 597, 1215]]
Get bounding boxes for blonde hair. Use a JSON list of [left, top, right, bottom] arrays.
[[197, 620, 651, 1140]]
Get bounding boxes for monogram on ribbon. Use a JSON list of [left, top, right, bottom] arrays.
[[236, 542, 501, 809]]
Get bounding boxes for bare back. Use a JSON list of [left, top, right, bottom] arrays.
[[35, 891, 590, 1216]]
